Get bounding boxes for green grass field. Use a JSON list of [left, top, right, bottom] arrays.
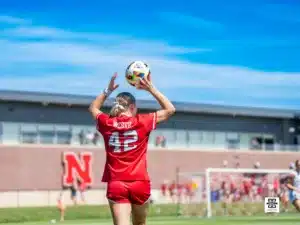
[[3, 216, 300, 225], [0, 204, 298, 225]]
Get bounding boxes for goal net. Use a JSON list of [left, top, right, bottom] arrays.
[[178, 168, 295, 218]]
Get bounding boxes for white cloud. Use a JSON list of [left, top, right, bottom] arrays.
[[0, 15, 30, 25], [2, 26, 209, 55], [1, 26, 122, 42], [0, 15, 299, 108]]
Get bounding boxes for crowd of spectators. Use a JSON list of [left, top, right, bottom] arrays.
[[159, 160, 295, 207]]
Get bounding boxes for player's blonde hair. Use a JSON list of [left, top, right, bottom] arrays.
[[110, 92, 136, 117]]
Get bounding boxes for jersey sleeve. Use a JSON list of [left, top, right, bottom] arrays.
[[96, 112, 109, 133], [138, 112, 157, 133]]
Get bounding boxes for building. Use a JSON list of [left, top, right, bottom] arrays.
[[1, 90, 300, 207], [0, 90, 299, 150]]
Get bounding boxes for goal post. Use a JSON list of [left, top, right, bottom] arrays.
[[177, 167, 294, 218]]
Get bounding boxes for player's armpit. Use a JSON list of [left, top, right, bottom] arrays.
[[156, 109, 175, 124], [96, 112, 109, 132]]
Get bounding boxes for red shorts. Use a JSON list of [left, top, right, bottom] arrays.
[[106, 180, 151, 205]]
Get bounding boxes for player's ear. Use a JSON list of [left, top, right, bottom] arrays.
[[129, 103, 135, 111]]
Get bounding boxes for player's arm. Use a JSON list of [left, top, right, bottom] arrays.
[[138, 75, 175, 123], [89, 92, 108, 120], [286, 175, 297, 191], [149, 87, 176, 123], [88, 73, 119, 120]]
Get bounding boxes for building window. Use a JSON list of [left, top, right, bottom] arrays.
[[21, 131, 38, 144], [226, 132, 240, 149], [39, 131, 55, 144], [57, 131, 72, 144]]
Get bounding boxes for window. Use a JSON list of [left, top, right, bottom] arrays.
[[214, 132, 226, 146], [174, 130, 188, 147], [226, 132, 240, 149], [39, 131, 55, 144], [21, 131, 37, 144], [20, 123, 38, 144], [57, 131, 72, 144], [201, 131, 214, 145], [187, 130, 202, 147], [38, 124, 55, 144]]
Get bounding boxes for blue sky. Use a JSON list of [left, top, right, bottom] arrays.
[[0, 0, 300, 109]]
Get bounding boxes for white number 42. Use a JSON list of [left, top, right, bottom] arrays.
[[109, 130, 138, 152]]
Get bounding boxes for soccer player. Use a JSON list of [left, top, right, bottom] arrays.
[[286, 160, 300, 212], [89, 73, 175, 225], [168, 180, 177, 203], [57, 191, 66, 222], [78, 179, 87, 204]]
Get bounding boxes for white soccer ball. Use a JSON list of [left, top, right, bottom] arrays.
[[125, 61, 150, 86]]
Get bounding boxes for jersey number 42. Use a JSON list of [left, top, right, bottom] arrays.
[[108, 130, 138, 152]]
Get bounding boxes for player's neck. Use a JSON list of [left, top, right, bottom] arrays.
[[119, 111, 132, 117]]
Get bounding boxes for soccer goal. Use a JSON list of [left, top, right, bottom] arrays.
[[179, 168, 294, 218]]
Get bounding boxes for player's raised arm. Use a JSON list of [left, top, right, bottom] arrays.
[[89, 73, 119, 120], [138, 75, 175, 123]]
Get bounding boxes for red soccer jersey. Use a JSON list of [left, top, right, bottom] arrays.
[[96, 112, 157, 182], [161, 183, 167, 196]]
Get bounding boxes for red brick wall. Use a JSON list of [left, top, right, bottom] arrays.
[[0, 145, 298, 191]]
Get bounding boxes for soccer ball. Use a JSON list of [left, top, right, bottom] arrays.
[[125, 61, 150, 86]]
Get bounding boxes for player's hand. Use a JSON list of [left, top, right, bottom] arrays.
[[108, 73, 119, 92], [136, 74, 154, 92]]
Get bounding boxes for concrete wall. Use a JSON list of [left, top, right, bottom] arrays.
[[0, 144, 299, 192]]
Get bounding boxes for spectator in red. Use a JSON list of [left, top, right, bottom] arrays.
[[242, 177, 252, 200], [273, 177, 280, 196], [168, 180, 177, 203], [160, 180, 168, 197], [155, 136, 161, 147], [155, 135, 166, 147]]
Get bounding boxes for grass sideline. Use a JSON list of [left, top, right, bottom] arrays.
[[0, 203, 297, 223], [0, 204, 178, 223], [2, 216, 300, 225]]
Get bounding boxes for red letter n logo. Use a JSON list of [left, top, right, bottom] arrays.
[[62, 152, 93, 187]]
